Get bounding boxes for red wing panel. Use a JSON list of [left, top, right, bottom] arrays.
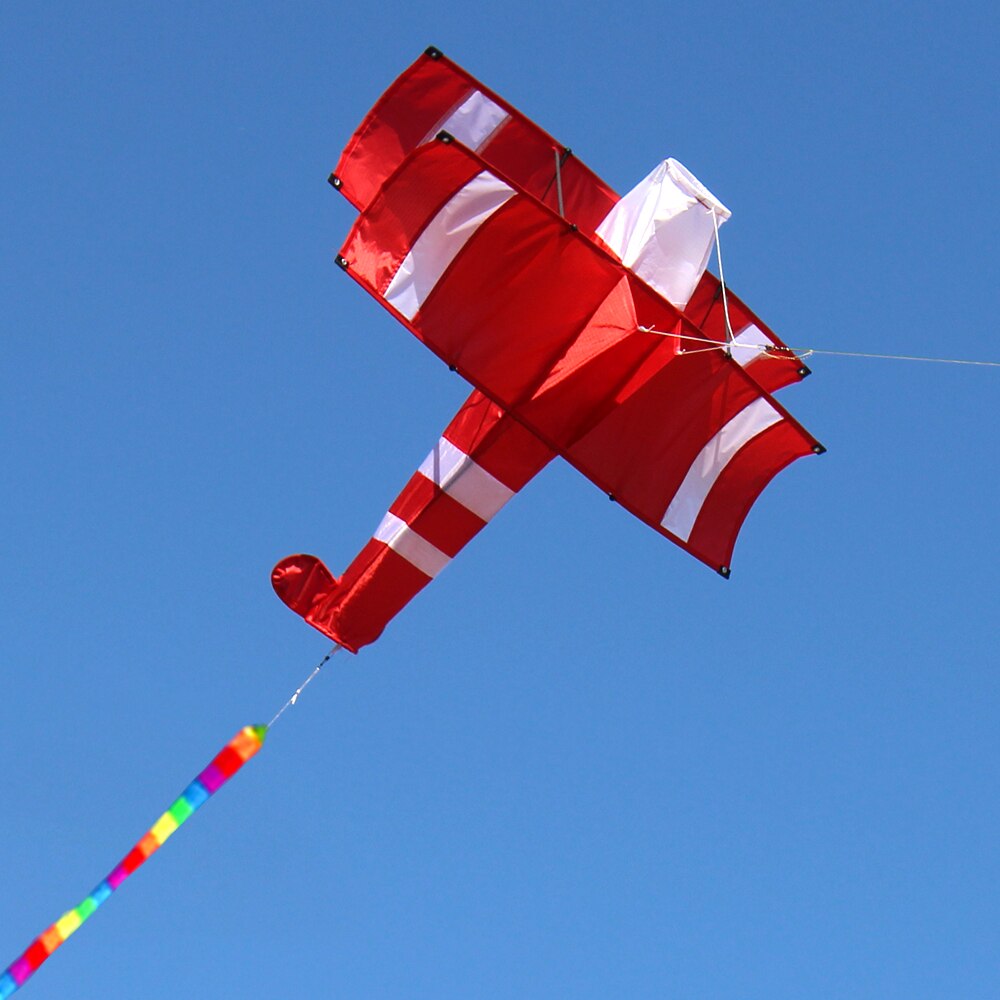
[[415, 200, 625, 406], [344, 149, 484, 293], [333, 49, 618, 232], [334, 53, 472, 211], [482, 114, 618, 234], [685, 420, 812, 566]]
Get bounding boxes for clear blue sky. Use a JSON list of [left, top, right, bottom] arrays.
[[3, 3, 998, 997]]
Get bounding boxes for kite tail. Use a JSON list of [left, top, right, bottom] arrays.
[[0, 725, 268, 997]]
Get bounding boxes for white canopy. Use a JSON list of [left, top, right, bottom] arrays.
[[596, 158, 730, 309]]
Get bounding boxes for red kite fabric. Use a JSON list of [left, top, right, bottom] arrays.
[[273, 50, 822, 653]]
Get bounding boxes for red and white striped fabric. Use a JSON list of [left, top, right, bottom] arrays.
[[332, 47, 618, 237], [273, 392, 553, 652], [331, 46, 809, 394]]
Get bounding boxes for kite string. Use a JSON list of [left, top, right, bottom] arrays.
[[267, 644, 341, 728], [711, 209, 735, 352], [638, 325, 1000, 367], [776, 347, 1000, 366], [681, 216, 997, 368]]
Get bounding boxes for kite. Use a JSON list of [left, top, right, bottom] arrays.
[[272, 46, 823, 653], [0, 726, 267, 997]]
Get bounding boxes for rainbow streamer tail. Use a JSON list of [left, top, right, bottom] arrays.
[[0, 724, 268, 997]]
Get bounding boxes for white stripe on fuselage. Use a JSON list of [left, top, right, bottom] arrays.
[[373, 512, 451, 578], [418, 437, 514, 521]]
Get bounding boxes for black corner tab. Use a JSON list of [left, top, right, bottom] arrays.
[[436, 130, 454, 144], [812, 443, 827, 455], [335, 255, 349, 270], [719, 565, 731, 579], [425, 46, 443, 59], [328, 173, 343, 190], [798, 364, 812, 378]]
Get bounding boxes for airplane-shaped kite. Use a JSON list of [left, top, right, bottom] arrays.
[[272, 47, 823, 652]]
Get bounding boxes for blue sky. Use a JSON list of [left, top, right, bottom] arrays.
[[2, 2, 998, 997]]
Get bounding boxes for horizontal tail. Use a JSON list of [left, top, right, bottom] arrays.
[[271, 553, 353, 649]]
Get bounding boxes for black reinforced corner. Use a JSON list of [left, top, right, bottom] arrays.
[[425, 46, 443, 59], [718, 565, 731, 579], [436, 130, 454, 144], [798, 364, 812, 378], [335, 255, 349, 270], [328, 173, 343, 190], [812, 443, 827, 455]]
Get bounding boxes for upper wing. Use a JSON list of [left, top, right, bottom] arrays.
[[332, 46, 809, 394], [273, 390, 553, 651], [336, 137, 822, 576]]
